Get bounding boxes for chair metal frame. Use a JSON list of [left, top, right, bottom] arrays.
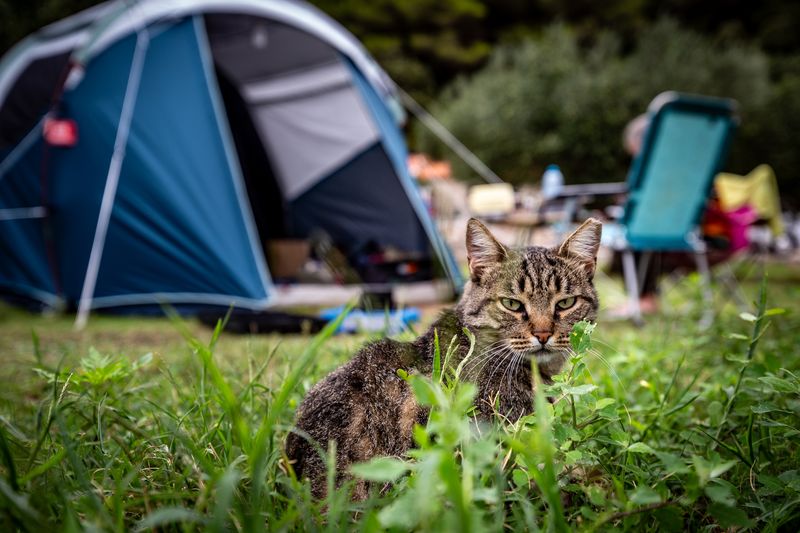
[[552, 91, 739, 325]]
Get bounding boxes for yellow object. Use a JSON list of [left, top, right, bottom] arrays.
[[714, 164, 783, 235], [468, 183, 515, 217]]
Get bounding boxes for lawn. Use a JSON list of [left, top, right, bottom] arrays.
[[0, 260, 798, 531]]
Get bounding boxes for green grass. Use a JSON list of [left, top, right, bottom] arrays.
[[0, 262, 799, 531]]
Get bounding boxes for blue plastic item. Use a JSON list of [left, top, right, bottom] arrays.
[[320, 306, 421, 334], [541, 164, 564, 200]]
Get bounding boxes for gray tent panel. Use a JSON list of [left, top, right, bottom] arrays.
[[249, 71, 379, 200], [205, 12, 379, 202], [243, 61, 348, 103]]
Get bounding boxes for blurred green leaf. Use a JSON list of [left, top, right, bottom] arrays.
[[350, 457, 411, 482], [629, 486, 661, 505], [704, 483, 735, 506], [758, 375, 797, 393], [410, 376, 437, 406], [739, 312, 758, 322], [594, 398, 615, 410], [708, 503, 754, 528], [726, 333, 749, 340], [569, 320, 595, 353], [627, 442, 655, 454], [564, 384, 597, 396]]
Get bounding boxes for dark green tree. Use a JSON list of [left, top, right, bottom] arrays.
[[311, 0, 493, 102], [416, 20, 771, 187], [0, 0, 101, 53]]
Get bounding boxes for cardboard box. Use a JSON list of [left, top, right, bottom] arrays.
[[266, 239, 310, 279]]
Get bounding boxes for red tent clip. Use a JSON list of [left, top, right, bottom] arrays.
[[43, 116, 78, 147]]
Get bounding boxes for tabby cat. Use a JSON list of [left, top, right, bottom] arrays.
[[286, 217, 602, 498]]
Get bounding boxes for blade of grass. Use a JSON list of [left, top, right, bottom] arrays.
[[246, 304, 352, 530], [716, 275, 769, 440], [529, 359, 569, 533], [0, 426, 19, 491]]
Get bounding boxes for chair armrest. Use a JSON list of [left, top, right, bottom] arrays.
[[554, 182, 628, 198], [538, 182, 628, 225]]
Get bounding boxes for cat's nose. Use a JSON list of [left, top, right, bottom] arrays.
[[533, 331, 552, 344]]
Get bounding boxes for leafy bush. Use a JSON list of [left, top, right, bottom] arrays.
[[732, 71, 800, 208], [415, 19, 779, 193]]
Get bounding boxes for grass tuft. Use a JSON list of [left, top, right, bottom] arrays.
[[0, 270, 797, 530]]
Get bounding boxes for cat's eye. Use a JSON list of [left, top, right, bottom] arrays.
[[556, 297, 576, 310], [501, 298, 523, 312]]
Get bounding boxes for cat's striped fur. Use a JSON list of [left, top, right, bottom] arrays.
[[286, 217, 602, 498]]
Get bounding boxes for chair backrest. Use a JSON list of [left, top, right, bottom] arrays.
[[622, 92, 739, 251]]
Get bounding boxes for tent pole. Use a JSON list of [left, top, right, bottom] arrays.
[[397, 87, 503, 184], [75, 25, 149, 329]]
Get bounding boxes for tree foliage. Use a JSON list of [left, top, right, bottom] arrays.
[[2, 0, 800, 203], [0, 0, 99, 53], [415, 19, 800, 207], [311, 0, 493, 101]]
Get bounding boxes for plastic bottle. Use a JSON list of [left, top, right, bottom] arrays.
[[541, 164, 564, 200]]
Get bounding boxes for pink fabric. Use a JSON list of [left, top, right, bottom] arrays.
[[725, 204, 758, 252]]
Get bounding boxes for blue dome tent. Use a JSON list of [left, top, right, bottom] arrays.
[[0, 0, 462, 324]]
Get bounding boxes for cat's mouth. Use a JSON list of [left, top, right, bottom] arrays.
[[514, 345, 567, 361]]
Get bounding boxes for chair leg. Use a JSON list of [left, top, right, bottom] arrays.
[[621, 249, 643, 326], [636, 251, 653, 296], [716, 260, 750, 311], [694, 249, 714, 330]]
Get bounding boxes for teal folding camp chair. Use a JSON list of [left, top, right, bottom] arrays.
[[555, 92, 739, 324]]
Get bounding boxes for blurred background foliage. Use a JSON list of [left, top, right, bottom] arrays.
[[1, 0, 799, 205]]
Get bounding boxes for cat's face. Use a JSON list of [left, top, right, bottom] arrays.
[[457, 218, 601, 376]]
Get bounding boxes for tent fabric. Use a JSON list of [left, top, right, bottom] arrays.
[[251, 71, 381, 201], [0, 138, 59, 305], [97, 19, 270, 305], [289, 143, 430, 255], [71, 0, 399, 111], [206, 13, 340, 84], [0, 1, 403, 129], [0, 52, 72, 147], [345, 61, 463, 284], [47, 17, 271, 307], [205, 13, 381, 203], [0, 0, 462, 314]]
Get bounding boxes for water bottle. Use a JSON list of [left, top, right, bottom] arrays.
[[541, 164, 564, 200]]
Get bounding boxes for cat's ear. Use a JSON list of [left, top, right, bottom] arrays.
[[466, 218, 507, 282], [557, 218, 602, 277]]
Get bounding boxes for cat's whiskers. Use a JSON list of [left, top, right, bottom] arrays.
[[591, 337, 622, 352], [586, 348, 627, 391], [564, 346, 627, 392], [504, 352, 524, 393], [497, 350, 518, 393], [459, 342, 503, 375], [585, 337, 627, 387], [460, 340, 509, 378], [464, 346, 511, 383], [468, 342, 508, 375], [484, 347, 516, 387]]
